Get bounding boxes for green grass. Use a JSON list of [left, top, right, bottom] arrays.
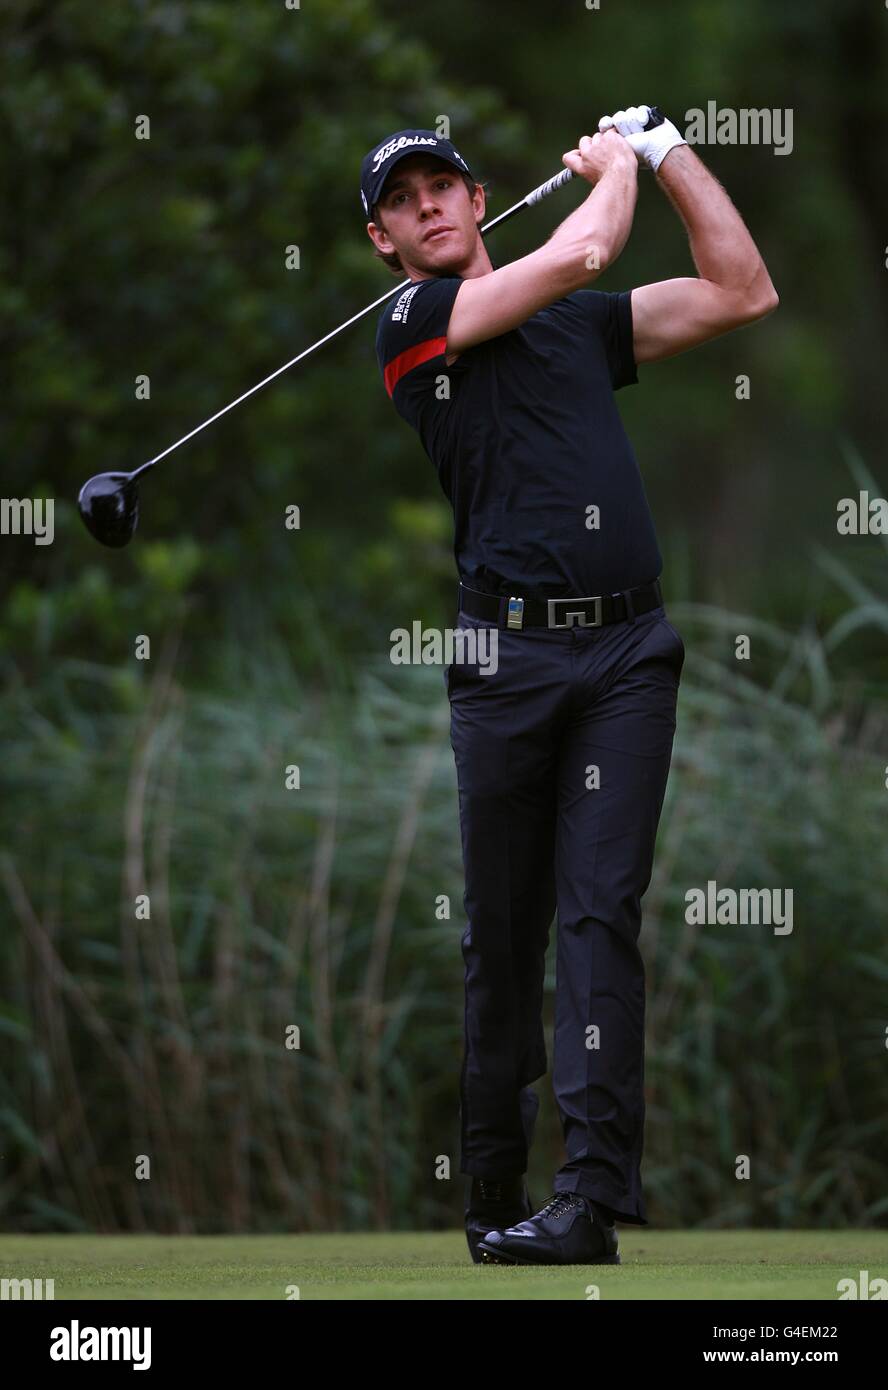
[[1, 1231, 886, 1300]]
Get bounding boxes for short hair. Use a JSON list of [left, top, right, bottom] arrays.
[[371, 171, 481, 275]]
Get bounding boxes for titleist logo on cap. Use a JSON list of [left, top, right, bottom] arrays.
[[369, 133, 472, 176], [372, 135, 438, 174]]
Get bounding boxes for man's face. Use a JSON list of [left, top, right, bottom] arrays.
[[366, 155, 485, 278]]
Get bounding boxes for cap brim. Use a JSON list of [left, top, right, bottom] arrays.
[[369, 151, 471, 214]]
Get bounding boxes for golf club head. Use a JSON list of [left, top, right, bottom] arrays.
[[77, 472, 140, 547]]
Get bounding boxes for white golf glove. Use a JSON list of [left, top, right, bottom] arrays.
[[598, 104, 686, 174]]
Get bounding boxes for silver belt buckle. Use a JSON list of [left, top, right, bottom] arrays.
[[547, 595, 603, 629]]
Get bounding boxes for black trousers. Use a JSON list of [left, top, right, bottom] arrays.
[[445, 598, 684, 1226]]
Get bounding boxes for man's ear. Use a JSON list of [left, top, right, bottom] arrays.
[[366, 219, 392, 253], [472, 181, 487, 227]]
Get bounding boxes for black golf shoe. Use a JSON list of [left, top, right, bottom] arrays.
[[477, 1191, 621, 1265], [465, 1177, 533, 1264]]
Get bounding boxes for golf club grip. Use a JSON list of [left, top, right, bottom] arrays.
[[525, 166, 575, 207]]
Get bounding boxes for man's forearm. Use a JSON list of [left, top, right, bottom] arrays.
[[544, 160, 639, 284], [654, 144, 775, 301]]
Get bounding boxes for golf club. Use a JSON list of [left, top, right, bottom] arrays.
[[78, 110, 664, 547]]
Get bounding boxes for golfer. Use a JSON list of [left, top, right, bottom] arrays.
[[362, 108, 777, 1265]]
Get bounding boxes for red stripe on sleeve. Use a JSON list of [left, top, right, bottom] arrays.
[[383, 336, 448, 398]]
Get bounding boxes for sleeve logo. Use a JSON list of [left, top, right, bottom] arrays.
[[391, 284, 421, 323]]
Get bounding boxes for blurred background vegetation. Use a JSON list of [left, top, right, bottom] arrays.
[[1, 0, 886, 1233]]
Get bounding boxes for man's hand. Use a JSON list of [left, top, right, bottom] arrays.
[[598, 105, 687, 174], [562, 130, 638, 186]]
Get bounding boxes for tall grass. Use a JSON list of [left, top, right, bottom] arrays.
[[1, 573, 887, 1233]]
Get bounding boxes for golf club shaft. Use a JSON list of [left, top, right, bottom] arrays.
[[135, 165, 578, 476]]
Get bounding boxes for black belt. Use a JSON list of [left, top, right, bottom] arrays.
[[458, 577, 663, 630]]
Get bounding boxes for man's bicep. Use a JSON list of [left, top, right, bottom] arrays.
[[446, 250, 583, 356], [631, 278, 761, 364]]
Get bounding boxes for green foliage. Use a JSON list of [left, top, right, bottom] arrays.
[[1, 0, 528, 661]]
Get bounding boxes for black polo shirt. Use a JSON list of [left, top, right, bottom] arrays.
[[375, 272, 662, 599]]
